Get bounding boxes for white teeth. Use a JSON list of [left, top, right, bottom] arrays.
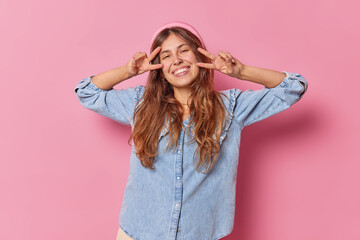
[[174, 67, 189, 75]]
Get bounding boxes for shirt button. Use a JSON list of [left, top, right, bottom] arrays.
[[175, 203, 179, 207], [177, 177, 180, 179], [178, 150, 181, 154], [171, 229, 175, 232]]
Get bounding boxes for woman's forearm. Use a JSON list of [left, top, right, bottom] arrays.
[[237, 65, 287, 88], [91, 65, 133, 90]]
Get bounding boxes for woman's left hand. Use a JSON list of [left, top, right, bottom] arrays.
[[196, 47, 245, 79]]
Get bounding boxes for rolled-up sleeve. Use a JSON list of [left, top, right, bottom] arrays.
[[233, 71, 308, 129], [74, 75, 144, 126]]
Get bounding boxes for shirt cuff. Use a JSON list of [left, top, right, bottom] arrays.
[[281, 71, 308, 98], [74, 75, 113, 93]]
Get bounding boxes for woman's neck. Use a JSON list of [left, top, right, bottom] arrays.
[[174, 87, 191, 106]]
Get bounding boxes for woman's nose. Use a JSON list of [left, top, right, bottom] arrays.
[[173, 55, 183, 64]]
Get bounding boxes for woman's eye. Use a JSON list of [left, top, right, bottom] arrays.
[[162, 50, 188, 60]]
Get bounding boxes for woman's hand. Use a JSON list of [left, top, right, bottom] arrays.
[[126, 46, 164, 77], [196, 47, 246, 79]]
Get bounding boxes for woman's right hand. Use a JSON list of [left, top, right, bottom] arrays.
[[126, 46, 163, 77]]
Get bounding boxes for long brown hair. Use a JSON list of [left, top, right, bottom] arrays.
[[129, 27, 228, 174]]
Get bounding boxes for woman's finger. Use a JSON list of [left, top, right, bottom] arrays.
[[218, 51, 233, 72], [197, 62, 216, 69], [225, 52, 236, 64], [134, 52, 147, 61], [132, 53, 147, 68], [148, 47, 161, 62], [197, 47, 216, 61], [219, 51, 235, 64], [218, 51, 229, 61], [131, 53, 139, 64], [148, 63, 163, 71], [132, 52, 141, 59]]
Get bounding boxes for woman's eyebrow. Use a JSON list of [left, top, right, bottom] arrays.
[[160, 44, 188, 55]]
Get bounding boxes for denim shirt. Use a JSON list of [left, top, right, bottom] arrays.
[[74, 71, 308, 240]]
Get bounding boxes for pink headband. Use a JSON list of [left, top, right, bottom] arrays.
[[151, 21, 204, 46]]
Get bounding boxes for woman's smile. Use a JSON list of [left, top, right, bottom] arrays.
[[173, 66, 191, 77]]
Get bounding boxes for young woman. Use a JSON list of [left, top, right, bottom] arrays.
[[75, 21, 308, 240]]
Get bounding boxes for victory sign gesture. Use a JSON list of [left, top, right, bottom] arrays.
[[126, 46, 164, 77], [196, 47, 246, 79]]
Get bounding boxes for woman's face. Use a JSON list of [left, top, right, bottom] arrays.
[[159, 33, 199, 90]]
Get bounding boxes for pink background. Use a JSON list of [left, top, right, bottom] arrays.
[[1, 0, 359, 239]]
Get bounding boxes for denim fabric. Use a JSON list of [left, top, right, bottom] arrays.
[[74, 71, 308, 240]]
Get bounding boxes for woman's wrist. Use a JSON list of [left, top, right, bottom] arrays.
[[237, 64, 248, 80], [236, 65, 285, 88]]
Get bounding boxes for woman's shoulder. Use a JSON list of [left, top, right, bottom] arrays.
[[218, 88, 240, 106], [217, 89, 241, 116], [219, 88, 240, 97]]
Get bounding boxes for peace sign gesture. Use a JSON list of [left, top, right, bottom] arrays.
[[126, 46, 164, 77], [196, 47, 245, 79]]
